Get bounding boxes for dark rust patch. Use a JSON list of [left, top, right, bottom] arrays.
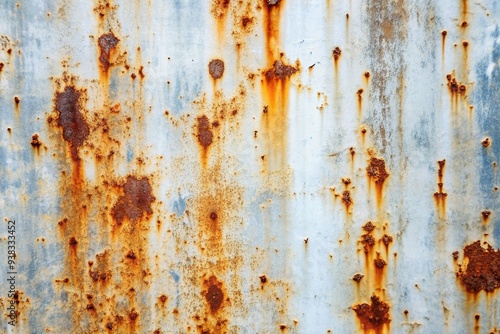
[[374, 258, 386, 269], [98, 32, 119, 71], [482, 210, 491, 220], [446, 74, 466, 94], [482, 138, 490, 147], [361, 234, 376, 253], [31, 134, 42, 147], [342, 190, 352, 209], [197, 115, 213, 149], [203, 275, 224, 313], [332, 47, 342, 61], [259, 275, 267, 283], [208, 59, 225, 79], [457, 240, 500, 293], [381, 234, 393, 246], [110, 176, 155, 225], [128, 309, 139, 321], [367, 157, 389, 184], [353, 274, 364, 282], [264, 60, 297, 80], [54, 86, 90, 159], [14, 96, 20, 104], [363, 222, 375, 233], [353, 295, 391, 330]]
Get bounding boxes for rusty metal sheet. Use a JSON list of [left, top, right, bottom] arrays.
[[1, 0, 499, 333]]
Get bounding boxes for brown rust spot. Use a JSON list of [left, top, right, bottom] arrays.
[[197, 115, 213, 149], [367, 157, 389, 184], [203, 275, 224, 313], [14, 96, 20, 104], [332, 47, 342, 61], [364, 71, 370, 78], [342, 190, 352, 209], [452, 251, 459, 260], [361, 234, 376, 253], [353, 274, 364, 282], [68, 237, 78, 245], [208, 59, 225, 79], [54, 86, 90, 159], [363, 222, 375, 233], [31, 134, 42, 147], [128, 309, 139, 321], [482, 210, 491, 220], [482, 138, 490, 147], [259, 275, 267, 283], [353, 295, 391, 330], [0, 63, 3, 72], [381, 234, 393, 246], [265, 60, 297, 80], [126, 250, 137, 260], [457, 240, 500, 293], [110, 176, 155, 225], [159, 295, 167, 303], [98, 32, 119, 72], [374, 258, 386, 269]]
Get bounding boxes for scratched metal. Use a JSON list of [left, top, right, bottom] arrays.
[[1, 0, 500, 333]]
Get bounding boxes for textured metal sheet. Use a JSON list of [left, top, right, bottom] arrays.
[[1, 0, 500, 333]]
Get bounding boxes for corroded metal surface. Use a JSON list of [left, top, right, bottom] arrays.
[[0, 0, 499, 333]]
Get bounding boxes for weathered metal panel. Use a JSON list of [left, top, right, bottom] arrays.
[[1, 0, 499, 333]]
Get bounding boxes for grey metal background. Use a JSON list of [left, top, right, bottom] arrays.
[[1, 0, 499, 333]]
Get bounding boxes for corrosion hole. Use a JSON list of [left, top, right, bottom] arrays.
[[353, 274, 364, 282], [482, 138, 490, 147], [208, 59, 224, 79]]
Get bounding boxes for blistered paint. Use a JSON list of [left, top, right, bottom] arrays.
[[1, 0, 500, 333]]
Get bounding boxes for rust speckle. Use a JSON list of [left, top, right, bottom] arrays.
[[353, 274, 364, 282], [14, 96, 20, 104], [259, 275, 267, 283], [482, 138, 490, 147], [98, 32, 119, 71], [197, 115, 213, 149], [54, 86, 90, 159], [452, 251, 459, 260], [69, 237, 78, 245], [126, 250, 137, 260], [203, 275, 224, 313], [31, 134, 42, 147], [353, 295, 391, 330], [159, 295, 168, 303], [265, 60, 297, 80], [361, 234, 376, 253], [110, 176, 155, 225], [367, 157, 389, 184], [208, 59, 225, 79], [457, 240, 500, 293]]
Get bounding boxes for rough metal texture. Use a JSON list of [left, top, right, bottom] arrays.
[[0, 0, 499, 333]]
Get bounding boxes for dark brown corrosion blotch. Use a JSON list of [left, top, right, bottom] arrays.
[[265, 60, 297, 80], [98, 32, 119, 71], [54, 86, 90, 156], [208, 59, 225, 79], [353, 274, 364, 282], [457, 240, 500, 293], [204, 276, 224, 313], [111, 176, 155, 224], [353, 295, 391, 329], [367, 157, 389, 184], [197, 115, 213, 148]]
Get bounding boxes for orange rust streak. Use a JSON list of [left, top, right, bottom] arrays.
[[264, 2, 283, 64]]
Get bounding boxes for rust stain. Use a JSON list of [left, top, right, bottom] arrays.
[[441, 30, 447, 61], [208, 59, 225, 80], [263, 0, 284, 62], [482, 138, 490, 147], [434, 159, 447, 218], [98, 32, 119, 72], [353, 295, 391, 332], [457, 240, 500, 293], [332, 46, 342, 72], [110, 176, 155, 225], [342, 190, 352, 211], [54, 86, 90, 160], [264, 60, 297, 80], [353, 274, 364, 282], [481, 210, 491, 223], [203, 275, 225, 313], [366, 157, 389, 207]]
